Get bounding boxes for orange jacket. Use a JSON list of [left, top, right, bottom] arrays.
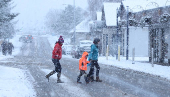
[[79, 52, 90, 70]]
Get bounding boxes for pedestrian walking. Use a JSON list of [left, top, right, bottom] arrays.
[[77, 52, 90, 83], [86, 38, 102, 83], [1, 41, 8, 55], [45, 36, 64, 83], [8, 42, 14, 55]]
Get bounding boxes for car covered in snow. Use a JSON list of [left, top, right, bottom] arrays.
[[19, 35, 33, 43], [62, 45, 73, 55], [71, 46, 81, 59], [71, 40, 93, 59], [79, 40, 93, 53]]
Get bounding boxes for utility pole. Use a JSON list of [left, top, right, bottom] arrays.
[[126, 6, 129, 60], [73, 0, 76, 45], [116, 8, 119, 60]]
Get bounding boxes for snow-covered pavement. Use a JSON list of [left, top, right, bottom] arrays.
[[0, 35, 36, 97], [0, 65, 36, 97]]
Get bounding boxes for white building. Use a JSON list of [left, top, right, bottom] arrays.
[[69, 18, 91, 45]]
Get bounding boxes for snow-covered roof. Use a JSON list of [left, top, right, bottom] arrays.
[[97, 12, 102, 21], [123, 0, 170, 12], [69, 18, 90, 33], [103, 2, 121, 26]]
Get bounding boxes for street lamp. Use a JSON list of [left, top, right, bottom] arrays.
[[126, 6, 129, 60], [73, 0, 76, 45], [116, 8, 119, 60]]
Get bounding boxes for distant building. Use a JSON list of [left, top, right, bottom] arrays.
[[120, 1, 170, 64], [101, 2, 121, 56], [69, 18, 91, 45]]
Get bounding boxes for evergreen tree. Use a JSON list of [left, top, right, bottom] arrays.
[[0, 0, 18, 39]]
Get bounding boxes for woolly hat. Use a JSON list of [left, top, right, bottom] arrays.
[[58, 36, 64, 43], [93, 38, 100, 44]]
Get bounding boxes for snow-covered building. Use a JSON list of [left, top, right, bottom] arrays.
[[101, 2, 121, 56], [99, 0, 170, 64], [120, 1, 170, 64], [69, 18, 91, 45]]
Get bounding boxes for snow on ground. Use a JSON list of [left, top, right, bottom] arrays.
[[0, 35, 36, 97], [98, 56, 170, 80], [42, 69, 91, 97], [0, 35, 22, 60], [47, 35, 170, 81], [0, 65, 36, 97]]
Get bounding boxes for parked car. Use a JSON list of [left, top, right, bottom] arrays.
[[71, 40, 93, 59], [19, 35, 33, 43], [62, 45, 73, 55], [19, 35, 27, 42], [71, 46, 81, 59], [78, 40, 93, 56]]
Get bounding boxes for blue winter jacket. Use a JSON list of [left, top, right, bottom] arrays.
[[88, 44, 99, 61]]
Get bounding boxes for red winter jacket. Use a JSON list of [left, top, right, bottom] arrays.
[[52, 42, 62, 60]]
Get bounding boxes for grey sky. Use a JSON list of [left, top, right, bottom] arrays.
[[12, 0, 88, 34]]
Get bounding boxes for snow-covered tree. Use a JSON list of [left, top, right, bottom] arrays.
[[0, 0, 18, 39], [45, 5, 85, 36]]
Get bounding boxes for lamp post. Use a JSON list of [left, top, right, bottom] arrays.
[[126, 6, 129, 60], [116, 8, 119, 60], [73, 0, 76, 45]]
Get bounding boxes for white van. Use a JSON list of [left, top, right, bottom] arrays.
[[79, 40, 93, 53]]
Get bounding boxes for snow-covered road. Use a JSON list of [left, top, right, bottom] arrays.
[[0, 36, 170, 97]]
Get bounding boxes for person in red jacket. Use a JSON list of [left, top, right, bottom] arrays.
[[77, 52, 90, 83], [46, 36, 64, 83]]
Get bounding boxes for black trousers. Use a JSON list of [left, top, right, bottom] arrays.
[[52, 59, 62, 73], [87, 60, 100, 77], [77, 70, 86, 82]]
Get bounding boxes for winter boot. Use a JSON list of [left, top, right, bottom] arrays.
[[84, 74, 90, 84], [77, 76, 82, 84], [96, 77, 102, 82], [90, 76, 95, 82], [57, 73, 63, 83], [77, 81, 82, 84], [45, 70, 56, 82]]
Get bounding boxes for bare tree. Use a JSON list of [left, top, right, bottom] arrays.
[[45, 5, 85, 36]]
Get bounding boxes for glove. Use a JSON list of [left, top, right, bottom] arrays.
[[87, 63, 91, 66]]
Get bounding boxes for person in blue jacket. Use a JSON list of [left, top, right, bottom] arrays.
[[86, 38, 102, 82]]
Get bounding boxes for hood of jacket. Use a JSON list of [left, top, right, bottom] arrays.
[[81, 51, 88, 58]]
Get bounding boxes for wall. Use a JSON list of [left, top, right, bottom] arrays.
[[123, 27, 149, 57]]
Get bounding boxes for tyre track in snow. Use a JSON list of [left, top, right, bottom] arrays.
[[3, 37, 93, 97], [3, 36, 170, 97], [99, 64, 170, 97], [60, 55, 170, 97], [59, 57, 136, 97]]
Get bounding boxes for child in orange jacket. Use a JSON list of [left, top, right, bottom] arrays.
[[77, 52, 90, 83]]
